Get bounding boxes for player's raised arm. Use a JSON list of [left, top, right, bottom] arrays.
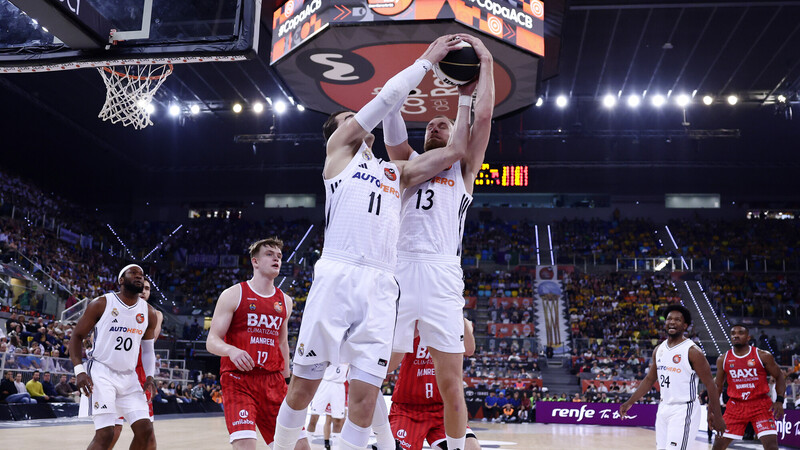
[[398, 92, 470, 189], [69, 295, 106, 396], [689, 346, 725, 433], [327, 36, 463, 158], [382, 98, 415, 161], [455, 34, 494, 190], [620, 345, 659, 417], [759, 349, 786, 419], [279, 295, 294, 379], [207, 285, 255, 372], [140, 305, 160, 399]]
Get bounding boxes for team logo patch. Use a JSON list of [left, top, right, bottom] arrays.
[[249, 303, 256, 311], [298, 343, 304, 356], [94, 402, 100, 409], [274, 301, 283, 313], [397, 429, 407, 439], [239, 409, 249, 418], [111, 308, 119, 317], [748, 359, 755, 367], [363, 149, 373, 160], [136, 313, 145, 324], [384, 167, 396, 181], [672, 354, 681, 364]]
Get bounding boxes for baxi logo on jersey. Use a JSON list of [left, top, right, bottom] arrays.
[[384, 167, 397, 181], [136, 313, 145, 324], [672, 354, 681, 364], [246, 313, 283, 337], [274, 301, 283, 313], [111, 308, 119, 317]]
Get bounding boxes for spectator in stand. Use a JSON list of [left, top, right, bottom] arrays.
[[8, 372, 37, 404], [190, 381, 205, 402], [25, 370, 49, 402], [483, 391, 499, 421], [41, 372, 70, 402], [55, 374, 79, 402], [2, 371, 32, 403], [180, 384, 193, 404]]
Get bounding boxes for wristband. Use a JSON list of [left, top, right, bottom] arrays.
[[415, 59, 433, 73], [458, 95, 472, 107], [776, 395, 784, 403], [74, 364, 86, 376]]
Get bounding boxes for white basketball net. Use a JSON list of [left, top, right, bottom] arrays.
[[97, 64, 173, 130]]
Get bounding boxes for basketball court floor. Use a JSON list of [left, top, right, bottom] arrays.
[[0, 414, 773, 449]]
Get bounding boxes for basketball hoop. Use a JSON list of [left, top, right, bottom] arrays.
[[97, 64, 173, 130]]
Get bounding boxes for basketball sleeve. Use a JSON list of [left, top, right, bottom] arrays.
[[141, 339, 155, 378], [355, 59, 431, 132], [382, 101, 408, 146]]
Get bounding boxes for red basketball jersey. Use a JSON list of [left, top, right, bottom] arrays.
[[723, 346, 770, 401], [220, 282, 287, 374], [392, 336, 442, 405]]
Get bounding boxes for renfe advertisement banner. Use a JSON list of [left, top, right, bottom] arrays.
[[536, 402, 800, 448], [778, 409, 800, 448], [536, 401, 657, 427]]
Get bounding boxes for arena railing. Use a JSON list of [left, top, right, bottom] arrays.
[[616, 256, 800, 272]]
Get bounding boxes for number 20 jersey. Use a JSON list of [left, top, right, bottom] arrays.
[[323, 142, 401, 268], [219, 282, 287, 375], [88, 293, 149, 371], [392, 336, 442, 405]]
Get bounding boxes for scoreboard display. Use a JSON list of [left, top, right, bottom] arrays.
[[475, 163, 529, 188]]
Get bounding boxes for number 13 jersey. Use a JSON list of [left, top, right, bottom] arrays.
[[655, 338, 699, 404], [323, 142, 401, 269], [89, 293, 149, 371]]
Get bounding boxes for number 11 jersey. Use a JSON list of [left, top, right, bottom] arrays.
[[323, 142, 401, 269]]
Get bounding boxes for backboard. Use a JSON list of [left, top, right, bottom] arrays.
[[0, 0, 261, 72]]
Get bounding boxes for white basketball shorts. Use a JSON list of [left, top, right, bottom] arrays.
[[393, 253, 465, 354], [78, 360, 149, 429], [294, 255, 400, 379], [309, 380, 346, 419], [655, 400, 701, 450]]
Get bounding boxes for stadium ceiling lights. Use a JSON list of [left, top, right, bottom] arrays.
[[535, 97, 544, 107], [651, 94, 666, 108], [232, 103, 243, 113], [274, 100, 288, 114], [627, 94, 641, 108], [253, 102, 264, 114], [727, 95, 739, 105], [675, 94, 691, 108], [702, 95, 714, 106], [556, 95, 568, 108], [602, 94, 617, 109], [168, 104, 180, 117]]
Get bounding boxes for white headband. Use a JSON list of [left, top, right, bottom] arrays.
[[118, 264, 143, 281]]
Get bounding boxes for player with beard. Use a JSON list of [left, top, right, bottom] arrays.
[[712, 324, 785, 450], [273, 35, 471, 450], [109, 278, 163, 449], [71, 264, 159, 450], [372, 33, 494, 450], [620, 304, 725, 449]]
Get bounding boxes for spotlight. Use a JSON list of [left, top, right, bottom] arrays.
[[627, 94, 641, 108], [190, 104, 200, 115], [535, 97, 544, 107], [702, 95, 713, 106], [168, 104, 180, 117], [145, 103, 155, 114], [253, 102, 264, 114], [676, 94, 691, 108], [727, 95, 739, 105], [274, 100, 287, 114], [602, 94, 617, 109], [651, 94, 666, 108], [777, 95, 787, 103], [556, 95, 568, 108], [297, 104, 305, 112], [233, 103, 243, 113], [137, 99, 147, 108]]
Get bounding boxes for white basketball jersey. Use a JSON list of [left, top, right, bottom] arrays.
[[398, 153, 472, 256], [89, 293, 149, 372], [323, 142, 402, 268], [323, 363, 348, 383], [655, 338, 699, 404]]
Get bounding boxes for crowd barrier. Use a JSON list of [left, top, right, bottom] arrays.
[[0, 400, 221, 422]]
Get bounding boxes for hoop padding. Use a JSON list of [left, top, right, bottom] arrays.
[[97, 64, 173, 130]]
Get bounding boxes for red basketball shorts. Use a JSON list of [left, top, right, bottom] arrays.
[[221, 370, 287, 444], [723, 396, 777, 440], [389, 402, 446, 450]]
